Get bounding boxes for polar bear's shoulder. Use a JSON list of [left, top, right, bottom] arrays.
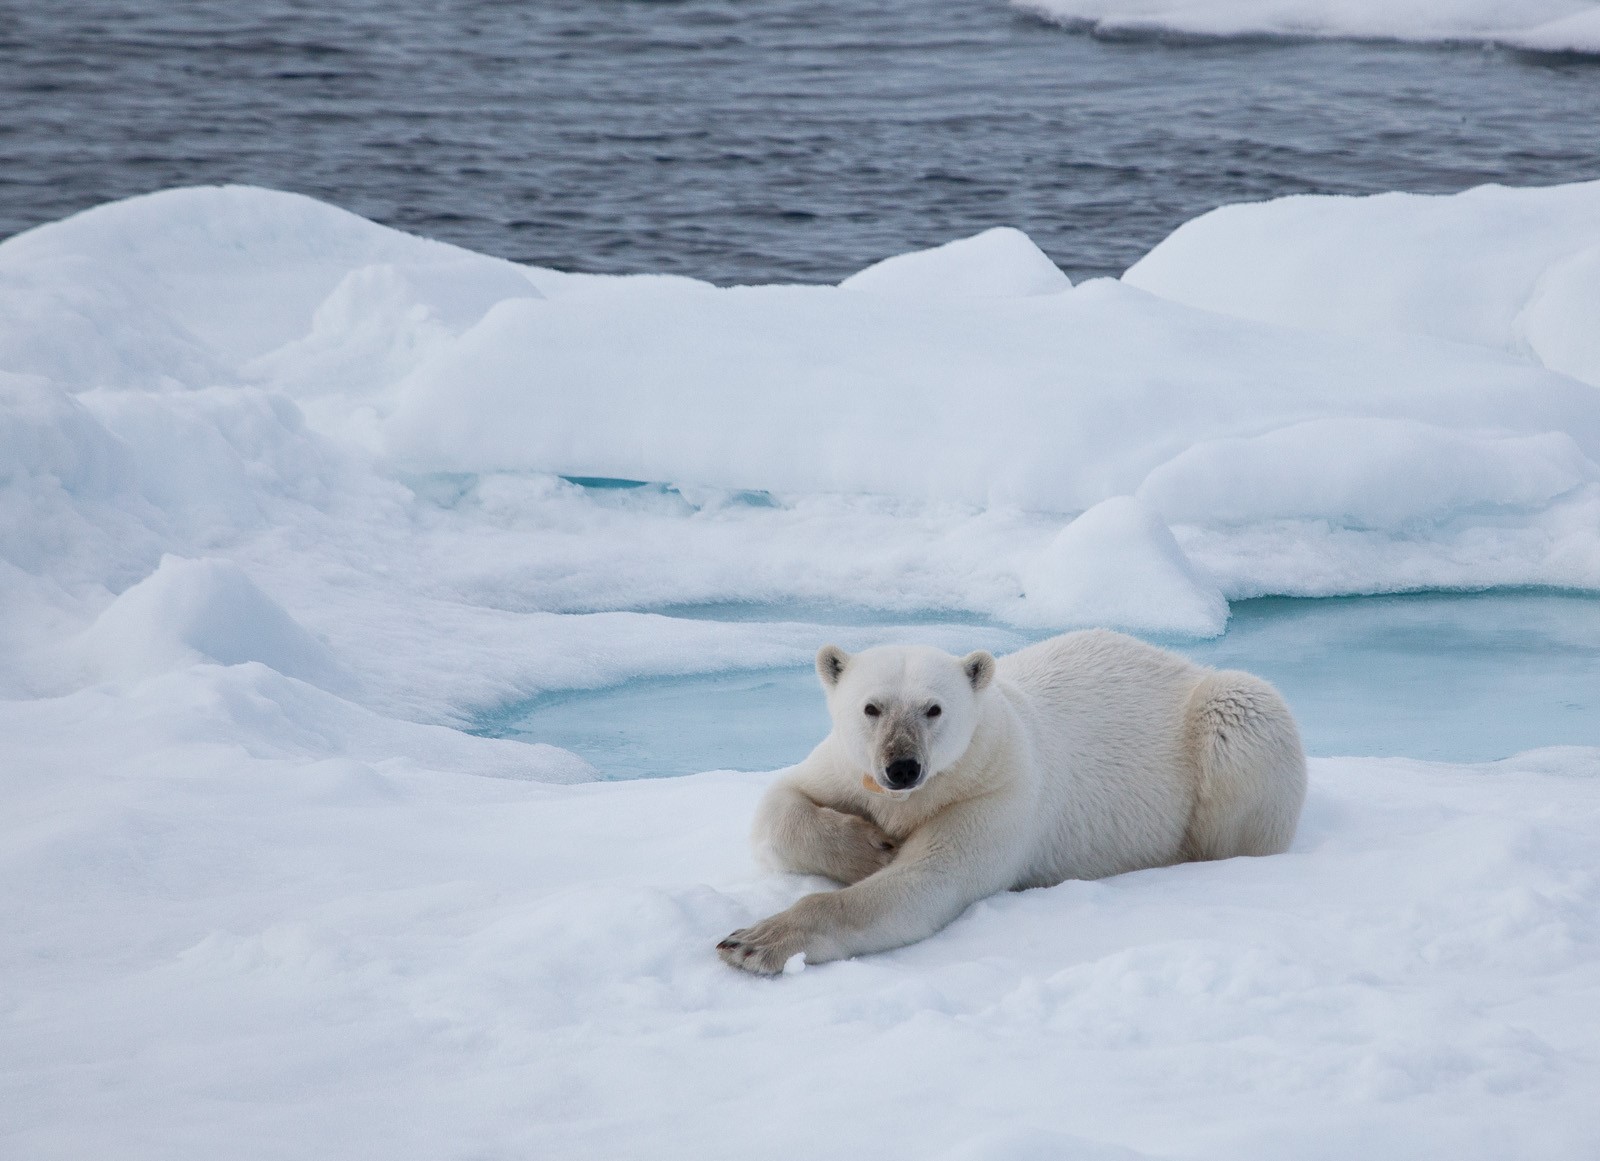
[[999, 628, 1204, 692]]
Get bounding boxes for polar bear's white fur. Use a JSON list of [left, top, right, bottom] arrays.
[[718, 629, 1306, 974]]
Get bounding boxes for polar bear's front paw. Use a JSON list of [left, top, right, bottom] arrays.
[[818, 807, 899, 884], [717, 913, 810, 975]]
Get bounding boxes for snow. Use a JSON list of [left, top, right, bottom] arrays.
[[1015, 0, 1600, 53], [5, 180, 1600, 1155], [8, 182, 1600, 645], [1018, 496, 1229, 636], [838, 226, 1073, 298], [6, 676, 1598, 1157], [1125, 181, 1600, 386], [1136, 419, 1595, 529], [75, 554, 353, 691]]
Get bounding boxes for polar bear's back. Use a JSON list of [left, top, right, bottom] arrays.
[[997, 629, 1211, 882]]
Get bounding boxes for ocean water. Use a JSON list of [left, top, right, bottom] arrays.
[[481, 591, 1600, 777], [4, 0, 1598, 283]]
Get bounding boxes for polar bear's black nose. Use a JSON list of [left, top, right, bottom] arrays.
[[884, 758, 922, 789]]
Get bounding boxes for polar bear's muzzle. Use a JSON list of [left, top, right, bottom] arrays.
[[882, 757, 923, 790]]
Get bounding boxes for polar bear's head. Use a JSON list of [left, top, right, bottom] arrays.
[[816, 643, 996, 794]]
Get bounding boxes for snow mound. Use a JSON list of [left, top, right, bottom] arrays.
[[839, 227, 1072, 298], [1015, 0, 1600, 52], [79, 555, 351, 691], [0, 372, 134, 515], [1137, 419, 1597, 529], [1520, 244, 1600, 389], [937, 1127, 1157, 1161], [0, 184, 539, 390], [1017, 496, 1228, 636], [1124, 180, 1600, 386]]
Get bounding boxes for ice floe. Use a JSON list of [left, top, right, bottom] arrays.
[[5, 181, 1600, 1156], [1016, 0, 1600, 53]]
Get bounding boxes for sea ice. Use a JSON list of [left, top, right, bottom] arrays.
[[1017, 495, 1228, 635], [75, 554, 351, 692], [1125, 180, 1600, 384], [1015, 0, 1600, 53], [838, 226, 1072, 298], [4, 180, 1600, 1157]]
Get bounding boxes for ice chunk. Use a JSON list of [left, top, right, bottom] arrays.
[[79, 555, 351, 691], [839, 227, 1071, 298], [0, 185, 540, 389], [1498, 6, 1600, 51], [938, 1128, 1157, 1161], [1124, 180, 1600, 384], [381, 273, 1600, 514], [1519, 244, 1600, 391], [1017, 496, 1228, 636], [0, 371, 133, 504], [1137, 419, 1597, 529], [1014, 0, 1600, 52]]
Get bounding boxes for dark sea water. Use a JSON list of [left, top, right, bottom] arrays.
[[3, 0, 1599, 283]]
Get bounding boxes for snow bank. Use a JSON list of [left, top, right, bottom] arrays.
[[1015, 0, 1600, 52], [839, 226, 1072, 298], [3, 675, 1597, 1157], [1125, 180, 1600, 387]]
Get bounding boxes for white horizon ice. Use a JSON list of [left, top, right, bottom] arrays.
[[839, 225, 1073, 298], [1125, 181, 1600, 389], [1014, 0, 1600, 53], [5, 181, 1600, 705], [4, 182, 1600, 1157]]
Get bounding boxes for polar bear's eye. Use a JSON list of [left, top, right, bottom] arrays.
[[926, 705, 942, 719], [864, 704, 881, 718]]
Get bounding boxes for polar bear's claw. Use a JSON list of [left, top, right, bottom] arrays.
[[717, 918, 807, 975]]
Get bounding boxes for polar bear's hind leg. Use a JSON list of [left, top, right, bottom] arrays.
[[1181, 670, 1307, 860]]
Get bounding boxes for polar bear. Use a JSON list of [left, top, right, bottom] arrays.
[[717, 629, 1305, 974]]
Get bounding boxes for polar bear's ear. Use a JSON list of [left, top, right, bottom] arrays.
[[816, 644, 851, 689], [962, 651, 996, 692]]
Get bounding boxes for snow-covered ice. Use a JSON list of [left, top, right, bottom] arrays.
[[1126, 181, 1600, 386], [838, 225, 1073, 299], [6, 670, 1599, 1159], [1015, 0, 1600, 54], [5, 181, 1600, 1156]]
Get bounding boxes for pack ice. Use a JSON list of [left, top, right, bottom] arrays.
[[3, 182, 1599, 1158]]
